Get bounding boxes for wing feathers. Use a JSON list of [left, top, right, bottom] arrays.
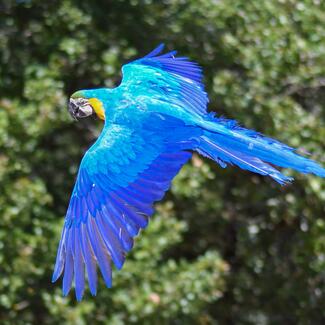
[[143, 43, 165, 58], [96, 211, 125, 270], [62, 230, 74, 296], [110, 193, 149, 229], [121, 45, 208, 116], [52, 227, 67, 283], [52, 115, 197, 299], [101, 205, 134, 252], [74, 230, 85, 301], [80, 224, 97, 295], [53, 145, 192, 299], [87, 217, 112, 288]]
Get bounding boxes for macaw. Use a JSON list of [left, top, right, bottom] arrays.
[[52, 44, 325, 300]]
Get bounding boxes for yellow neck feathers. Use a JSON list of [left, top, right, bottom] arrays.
[[88, 98, 105, 120]]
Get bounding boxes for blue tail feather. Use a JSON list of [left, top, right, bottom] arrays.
[[196, 116, 325, 183]]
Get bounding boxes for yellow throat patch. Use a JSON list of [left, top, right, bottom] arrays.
[[88, 98, 105, 120]]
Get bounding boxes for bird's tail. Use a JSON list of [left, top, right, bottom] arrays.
[[195, 114, 325, 184]]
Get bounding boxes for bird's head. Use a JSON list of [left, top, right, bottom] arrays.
[[68, 90, 105, 121]]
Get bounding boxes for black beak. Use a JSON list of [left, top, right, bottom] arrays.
[[68, 98, 94, 120]]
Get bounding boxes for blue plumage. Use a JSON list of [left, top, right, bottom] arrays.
[[53, 44, 325, 300]]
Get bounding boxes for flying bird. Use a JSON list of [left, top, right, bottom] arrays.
[[52, 44, 325, 300]]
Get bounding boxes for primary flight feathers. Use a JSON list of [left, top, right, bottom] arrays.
[[53, 44, 325, 300]]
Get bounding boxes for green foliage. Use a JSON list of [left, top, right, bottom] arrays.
[[0, 0, 324, 323]]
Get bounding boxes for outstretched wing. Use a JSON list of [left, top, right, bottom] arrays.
[[119, 43, 209, 116], [52, 114, 196, 300]]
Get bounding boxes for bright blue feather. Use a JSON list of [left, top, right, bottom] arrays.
[[80, 224, 97, 295], [74, 228, 85, 301]]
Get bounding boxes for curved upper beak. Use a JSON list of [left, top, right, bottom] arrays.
[[68, 98, 94, 120]]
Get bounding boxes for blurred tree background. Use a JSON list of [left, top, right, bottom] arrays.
[[0, 0, 324, 324]]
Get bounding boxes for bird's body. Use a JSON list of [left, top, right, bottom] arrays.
[[53, 44, 325, 300]]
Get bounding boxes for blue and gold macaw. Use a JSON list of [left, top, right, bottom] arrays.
[[52, 44, 325, 300]]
